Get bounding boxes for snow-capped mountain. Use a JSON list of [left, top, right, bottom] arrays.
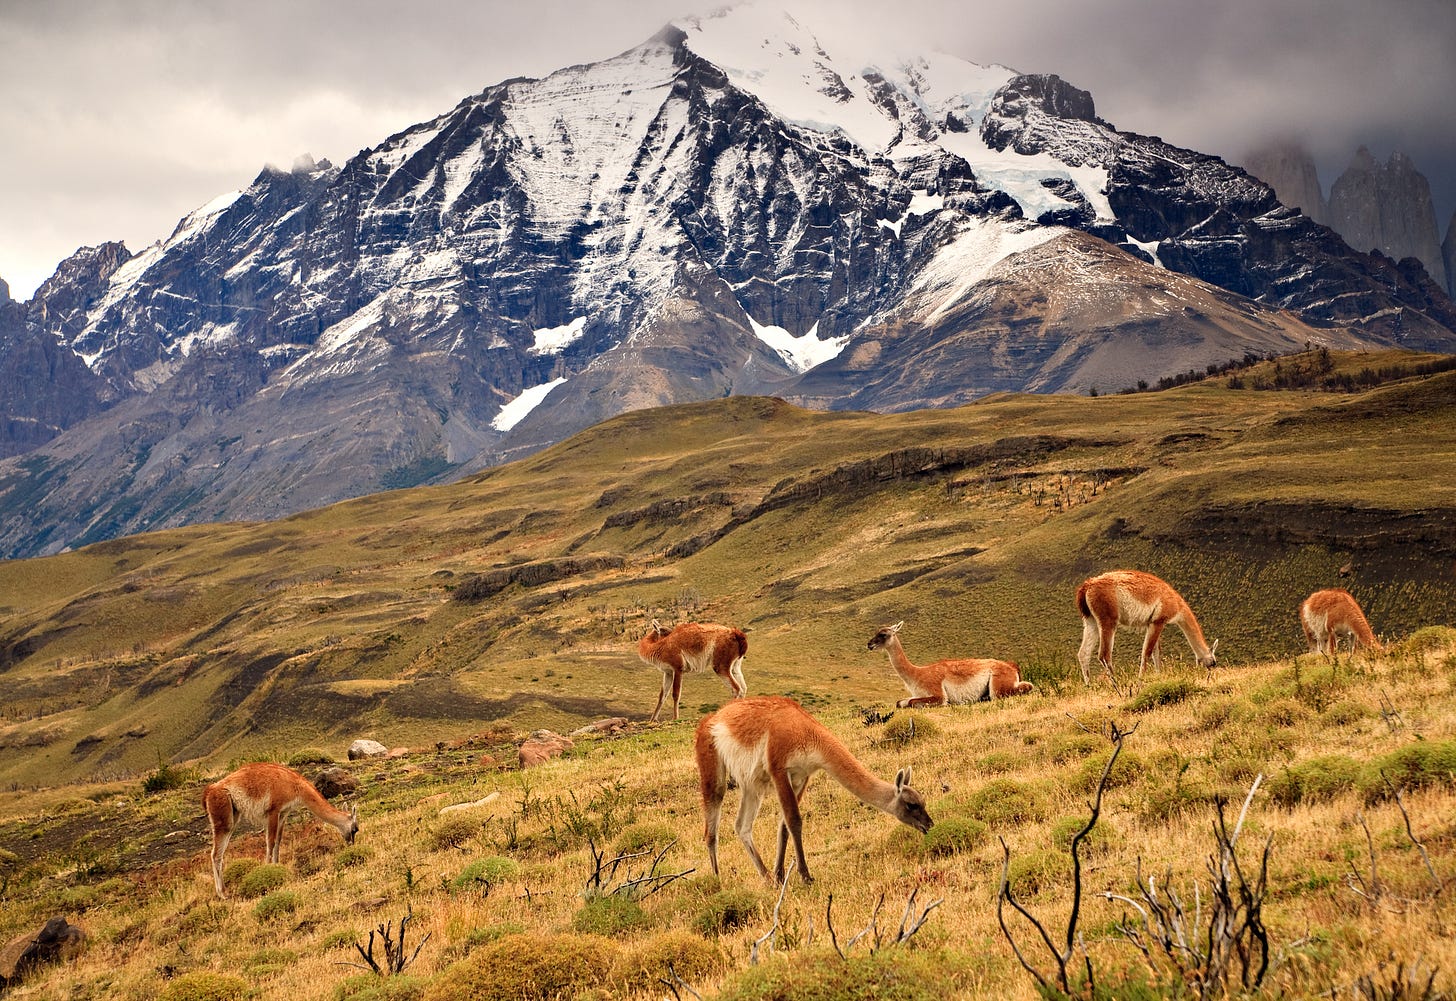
[[2, 4, 1454, 557]]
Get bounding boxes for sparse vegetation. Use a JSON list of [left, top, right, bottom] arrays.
[[0, 356, 1454, 999]]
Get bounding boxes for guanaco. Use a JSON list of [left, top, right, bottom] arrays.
[[1300, 588, 1380, 655], [867, 621, 1033, 706], [203, 762, 358, 898], [695, 696, 932, 885], [1076, 570, 1217, 682], [638, 619, 748, 721]]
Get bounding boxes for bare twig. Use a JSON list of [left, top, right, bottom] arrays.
[[846, 892, 885, 952], [894, 886, 945, 944], [660, 961, 705, 1001], [1382, 771, 1443, 896], [339, 906, 430, 976], [749, 862, 794, 964]]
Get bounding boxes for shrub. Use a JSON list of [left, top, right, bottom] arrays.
[[432, 815, 481, 851], [1396, 625, 1456, 655], [612, 930, 725, 993], [1259, 697, 1310, 728], [977, 750, 1020, 773], [1050, 815, 1119, 855], [244, 947, 297, 974], [1267, 755, 1364, 807], [253, 889, 301, 922], [716, 949, 971, 1000], [1005, 849, 1070, 898], [1362, 739, 1456, 802], [288, 747, 334, 766], [142, 761, 190, 795], [881, 712, 938, 745], [1126, 679, 1204, 712], [159, 972, 250, 1001], [613, 822, 678, 855], [1044, 732, 1103, 764], [693, 887, 763, 935], [334, 973, 429, 1001], [572, 895, 651, 935], [921, 816, 988, 857], [1072, 750, 1144, 793], [965, 778, 1051, 825], [335, 844, 371, 869], [451, 855, 520, 893], [235, 862, 289, 899], [422, 933, 616, 1001]]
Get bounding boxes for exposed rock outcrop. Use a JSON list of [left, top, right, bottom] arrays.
[[1328, 147, 1447, 292]]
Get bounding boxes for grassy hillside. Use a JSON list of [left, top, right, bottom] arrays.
[[0, 349, 1455, 998], [2, 637, 1456, 1000], [1, 350, 1454, 791]]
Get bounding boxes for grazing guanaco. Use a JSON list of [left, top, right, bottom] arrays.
[[1301, 588, 1381, 656], [638, 619, 748, 721], [866, 621, 1033, 706], [203, 762, 358, 898], [695, 696, 933, 885], [1076, 570, 1218, 682]]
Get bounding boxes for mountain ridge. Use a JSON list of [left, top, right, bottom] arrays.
[[2, 4, 1454, 557]]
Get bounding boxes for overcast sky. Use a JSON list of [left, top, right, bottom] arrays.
[[3, 0, 1453, 301]]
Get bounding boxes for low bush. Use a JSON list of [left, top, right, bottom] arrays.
[[692, 888, 763, 935], [334, 973, 429, 1001], [921, 815, 988, 857], [1126, 679, 1204, 712], [234, 862, 289, 898], [287, 747, 334, 766], [1050, 815, 1119, 855], [451, 855, 520, 893], [1267, 755, 1364, 807], [612, 822, 677, 855], [716, 948, 971, 1000], [965, 777, 1052, 825], [431, 815, 481, 851], [253, 889, 300, 922], [1005, 848, 1070, 898], [159, 972, 251, 1001], [422, 933, 616, 1001], [880, 712, 939, 745], [611, 930, 725, 993], [1362, 739, 1456, 803], [572, 895, 651, 935]]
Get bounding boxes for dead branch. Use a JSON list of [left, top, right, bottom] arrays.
[[340, 905, 430, 976], [749, 862, 794, 964], [1382, 771, 1443, 896]]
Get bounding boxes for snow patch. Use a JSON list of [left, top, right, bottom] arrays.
[[745, 312, 847, 372], [908, 217, 1063, 323], [492, 378, 567, 431], [531, 316, 587, 355]]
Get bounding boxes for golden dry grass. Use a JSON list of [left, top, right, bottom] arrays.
[[3, 634, 1456, 999]]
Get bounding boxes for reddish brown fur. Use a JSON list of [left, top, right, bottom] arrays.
[[1076, 570, 1217, 682], [694, 696, 932, 884], [866, 621, 1032, 707], [638, 619, 748, 721], [1301, 588, 1380, 655], [203, 762, 357, 898]]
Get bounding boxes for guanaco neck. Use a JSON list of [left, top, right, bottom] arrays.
[[881, 634, 926, 682], [813, 730, 897, 813], [1173, 603, 1214, 660]]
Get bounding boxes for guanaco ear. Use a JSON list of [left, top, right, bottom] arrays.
[[895, 766, 912, 790], [1210, 639, 1220, 656], [890, 621, 904, 634]]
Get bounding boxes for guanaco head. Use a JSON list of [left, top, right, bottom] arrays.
[[644, 618, 670, 640], [890, 766, 933, 833], [867, 621, 905, 651], [1202, 639, 1220, 670], [344, 801, 359, 843]]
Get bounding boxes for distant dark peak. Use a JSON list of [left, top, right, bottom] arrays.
[[33, 242, 131, 303], [651, 23, 689, 49], [0, 276, 9, 305], [999, 74, 1098, 123]]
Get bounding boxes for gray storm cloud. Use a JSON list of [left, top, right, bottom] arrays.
[[1, 0, 1452, 299]]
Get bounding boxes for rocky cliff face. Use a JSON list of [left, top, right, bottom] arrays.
[[1444, 211, 1456, 299], [1328, 147, 1447, 293], [2, 4, 1455, 558], [1242, 144, 1327, 224]]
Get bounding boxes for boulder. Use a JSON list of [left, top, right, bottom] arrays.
[[313, 767, 359, 799], [0, 917, 86, 986], [517, 730, 574, 769], [347, 739, 389, 760], [569, 717, 631, 738]]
